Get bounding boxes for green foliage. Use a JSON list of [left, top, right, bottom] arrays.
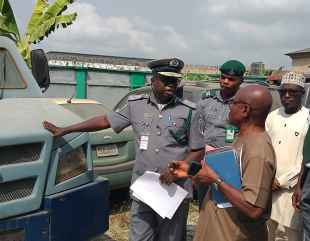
[[183, 72, 210, 81], [26, 0, 77, 44], [0, 0, 77, 66], [0, 0, 20, 41], [17, 38, 31, 65]]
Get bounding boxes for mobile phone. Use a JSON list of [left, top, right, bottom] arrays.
[[187, 161, 202, 176]]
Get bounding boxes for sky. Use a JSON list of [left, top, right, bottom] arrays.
[[9, 0, 310, 69]]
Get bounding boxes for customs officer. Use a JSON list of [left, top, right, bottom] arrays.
[[43, 58, 204, 241], [193, 60, 246, 206]]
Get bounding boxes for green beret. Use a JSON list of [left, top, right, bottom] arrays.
[[220, 60, 246, 77], [148, 58, 184, 78]]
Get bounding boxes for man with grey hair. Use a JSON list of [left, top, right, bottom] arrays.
[[266, 72, 309, 241]]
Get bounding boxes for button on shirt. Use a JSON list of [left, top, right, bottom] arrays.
[[106, 93, 203, 193], [191, 90, 234, 148]]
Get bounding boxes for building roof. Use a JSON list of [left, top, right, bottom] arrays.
[[47, 51, 218, 75], [47, 51, 155, 72], [286, 48, 310, 56], [47, 51, 154, 67]]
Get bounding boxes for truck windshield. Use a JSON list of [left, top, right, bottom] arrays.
[[0, 48, 26, 89]]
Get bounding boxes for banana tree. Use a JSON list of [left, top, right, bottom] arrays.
[[0, 0, 77, 66]]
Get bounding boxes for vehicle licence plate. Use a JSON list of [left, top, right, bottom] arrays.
[[96, 144, 119, 157], [0, 229, 24, 241]]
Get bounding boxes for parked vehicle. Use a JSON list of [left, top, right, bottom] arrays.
[[0, 36, 109, 241], [52, 98, 135, 190]]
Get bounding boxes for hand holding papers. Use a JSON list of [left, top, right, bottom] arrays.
[[130, 171, 188, 219], [168, 161, 191, 178]]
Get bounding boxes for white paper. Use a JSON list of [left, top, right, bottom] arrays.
[[217, 202, 233, 208], [130, 171, 188, 219]]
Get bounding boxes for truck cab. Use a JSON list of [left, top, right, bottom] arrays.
[[0, 37, 43, 99], [0, 36, 109, 241]]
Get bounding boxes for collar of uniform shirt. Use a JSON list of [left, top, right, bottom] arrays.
[[216, 90, 235, 104], [148, 92, 177, 108]]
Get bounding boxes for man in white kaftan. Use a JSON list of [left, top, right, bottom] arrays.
[[266, 72, 309, 241]]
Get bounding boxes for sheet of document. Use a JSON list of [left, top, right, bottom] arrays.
[[130, 171, 188, 219]]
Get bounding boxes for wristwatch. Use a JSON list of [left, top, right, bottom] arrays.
[[213, 177, 223, 190]]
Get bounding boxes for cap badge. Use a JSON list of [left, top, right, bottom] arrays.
[[169, 59, 179, 67]]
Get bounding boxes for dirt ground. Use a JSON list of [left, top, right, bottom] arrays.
[[91, 191, 289, 241], [92, 197, 199, 241]]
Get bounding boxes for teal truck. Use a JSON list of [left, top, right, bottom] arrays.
[[0, 36, 109, 241]]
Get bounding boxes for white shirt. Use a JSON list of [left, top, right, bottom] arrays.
[[266, 106, 309, 229], [157, 104, 167, 112]]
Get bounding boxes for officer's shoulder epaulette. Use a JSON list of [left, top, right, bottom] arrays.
[[179, 99, 196, 109], [201, 89, 218, 100], [128, 94, 149, 101]]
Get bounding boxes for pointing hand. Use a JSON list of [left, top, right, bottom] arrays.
[[43, 121, 66, 137]]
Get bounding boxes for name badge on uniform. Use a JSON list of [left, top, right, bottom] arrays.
[[140, 135, 149, 150]]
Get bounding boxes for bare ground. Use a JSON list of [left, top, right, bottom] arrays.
[[92, 189, 199, 241], [90, 190, 287, 241]]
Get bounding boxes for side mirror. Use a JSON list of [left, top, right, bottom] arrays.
[[31, 49, 50, 92]]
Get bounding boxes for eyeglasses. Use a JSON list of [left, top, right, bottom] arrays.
[[229, 100, 249, 109], [229, 100, 261, 111], [278, 89, 303, 97]]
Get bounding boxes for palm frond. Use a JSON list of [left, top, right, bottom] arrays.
[[27, 0, 49, 35], [0, 0, 20, 41]]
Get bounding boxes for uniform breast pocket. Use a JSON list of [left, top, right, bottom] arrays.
[[132, 112, 153, 130], [163, 117, 184, 129], [205, 112, 217, 123], [132, 120, 152, 134], [165, 118, 189, 146]]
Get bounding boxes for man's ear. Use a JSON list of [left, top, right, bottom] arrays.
[[243, 104, 251, 117]]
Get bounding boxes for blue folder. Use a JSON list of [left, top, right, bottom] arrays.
[[204, 147, 242, 206]]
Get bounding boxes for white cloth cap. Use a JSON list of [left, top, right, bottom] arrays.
[[281, 72, 306, 88]]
